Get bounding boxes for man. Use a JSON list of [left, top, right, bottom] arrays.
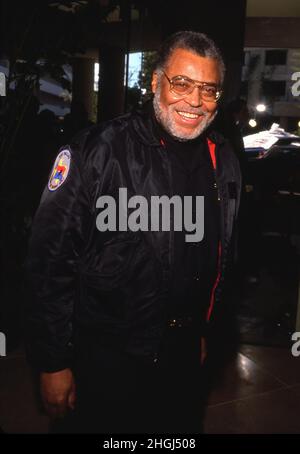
[[26, 31, 241, 433]]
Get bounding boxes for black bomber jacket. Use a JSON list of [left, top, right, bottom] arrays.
[[26, 103, 241, 372]]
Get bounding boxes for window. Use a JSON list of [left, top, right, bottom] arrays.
[[94, 63, 99, 92], [265, 50, 287, 66], [242, 50, 251, 66], [262, 80, 286, 99]]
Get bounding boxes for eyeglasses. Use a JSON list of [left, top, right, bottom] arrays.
[[163, 71, 222, 102]]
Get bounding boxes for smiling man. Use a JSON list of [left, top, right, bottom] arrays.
[[27, 31, 241, 433], [152, 47, 223, 140]]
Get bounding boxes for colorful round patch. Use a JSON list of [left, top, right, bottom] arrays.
[[48, 149, 71, 191]]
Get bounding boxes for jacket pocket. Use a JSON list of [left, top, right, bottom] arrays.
[[80, 232, 141, 290]]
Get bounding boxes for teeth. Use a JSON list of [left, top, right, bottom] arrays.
[[177, 111, 199, 119]]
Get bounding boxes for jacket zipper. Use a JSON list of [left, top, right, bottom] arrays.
[[206, 139, 222, 322], [160, 137, 222, 323]]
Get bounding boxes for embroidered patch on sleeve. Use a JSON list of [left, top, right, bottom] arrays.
[[48, 149, 71, 191]]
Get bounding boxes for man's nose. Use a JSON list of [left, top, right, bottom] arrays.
[[185, 86, 203, 107]]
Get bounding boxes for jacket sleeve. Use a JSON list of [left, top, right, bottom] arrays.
[[230, 150, 242, 265], [26, 140, 91, 372]]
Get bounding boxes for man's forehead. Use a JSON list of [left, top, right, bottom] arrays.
[[165, 48, 221, 82]]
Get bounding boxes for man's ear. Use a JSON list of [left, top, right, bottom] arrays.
[[151, 72, 158, 94]]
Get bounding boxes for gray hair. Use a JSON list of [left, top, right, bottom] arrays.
[[154, 30, 225, 85]]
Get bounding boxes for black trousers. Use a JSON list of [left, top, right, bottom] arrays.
[[56, 327, 205, 434]]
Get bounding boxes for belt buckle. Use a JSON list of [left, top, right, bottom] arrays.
[[168, 316, 193, 328]]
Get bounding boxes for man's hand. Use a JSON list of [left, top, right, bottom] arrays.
[[40, 368, 76, 419]]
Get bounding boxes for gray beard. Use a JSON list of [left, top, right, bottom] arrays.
[[153, 84, 217, 142]]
